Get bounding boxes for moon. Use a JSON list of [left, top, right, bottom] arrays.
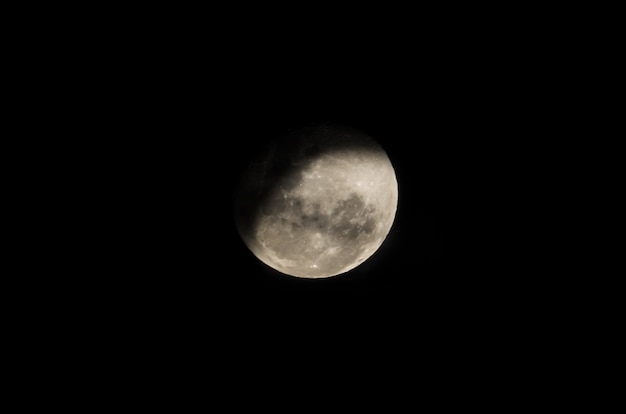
[[233, 124, 398, 278]]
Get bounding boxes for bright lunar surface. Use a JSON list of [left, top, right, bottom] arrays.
[[234, 124, 398, 278]]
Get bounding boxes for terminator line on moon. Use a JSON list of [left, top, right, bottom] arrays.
[[234, 124, 398, 278]]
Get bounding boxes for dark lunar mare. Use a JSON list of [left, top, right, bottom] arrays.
[[277, 192, 377, 242], [330, 193, 377, 242]]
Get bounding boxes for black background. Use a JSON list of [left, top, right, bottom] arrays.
[[48, 7, 561, 399], [13, 3, 598, 406]]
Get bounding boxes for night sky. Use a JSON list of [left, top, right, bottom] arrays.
[[81, 18, 533, 395], [33, 5, 571, 405]]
